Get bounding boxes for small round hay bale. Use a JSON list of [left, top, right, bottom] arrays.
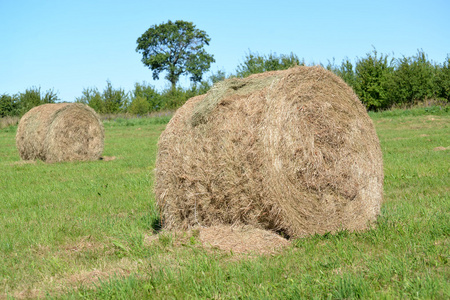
[[16, 103, 104, 163], [155, 66, 384, 238]]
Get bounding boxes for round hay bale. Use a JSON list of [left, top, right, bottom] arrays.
[[16, 103, 104, 163], [155, 66, 384, 238]]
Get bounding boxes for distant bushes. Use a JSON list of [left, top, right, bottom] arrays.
[[236, 49, 449, 111], [1, 49, 449, 117], [326, 49, 449, 110], [235, 51, 303, 77], [74, 80, 211, 115], [0, 87, 58, 117], [75, 80, 129, 114]]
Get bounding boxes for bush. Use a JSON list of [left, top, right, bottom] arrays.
[[0, 94, 19, 117], [76, 81, 129, 114], [6, 49, 449, 116], [354, 49, 394, 110], [75, 87, 104, 113], [102, 80, 129, 113], [327, 58, 356, 89], [132, 82, 162, 112], [236, 51, 303, 78], [128, 95, 150, 115], [159, 87, 194, 110], [384, 50, 438, 105], [436, 56, 450, 101], [17, 87, 59, 116]]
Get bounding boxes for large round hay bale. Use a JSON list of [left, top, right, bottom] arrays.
[[16, 103, 104, 163], [155, 66, 383, 238]]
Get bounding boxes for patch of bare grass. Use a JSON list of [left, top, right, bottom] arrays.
[[433, 146, 448, 151]]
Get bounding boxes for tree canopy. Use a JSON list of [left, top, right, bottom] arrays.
[[136, 20, 215, 91]]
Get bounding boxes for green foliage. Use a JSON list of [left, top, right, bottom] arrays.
[[75, 81, 129, 114], [75, 87, 104, 113], [18, 87, 42, 113], [132, 82, 162, 112], [102, 80, 129, 113], [326, 58, 357, 88], [159, 86, 197, 110], [327, 49, 449, 110], [354, 49, 395, 110], [0, 94, 19, 117], [384, 50, 438, 105], [136, 20, 215, 90], [236, 51, 303, 77], [436, 55, 450, 100], [4, 49, 449, 117], [14, 87, 59, 115], [128, 96, 150, 115], [1, 88, 58, 117]]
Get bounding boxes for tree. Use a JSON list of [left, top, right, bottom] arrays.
[[0, 94, 18, 117], [354, 49, 394, 110], [17, 87, 58, 115], [133, 82, 162, 111], [75, 87, 104, 113], [436, 55, 450, 101], [75, 81, 128, 113], [102, 80, 129, 113], [333, 58, 357, 89], [136, 20, 215, 91], [384, 50, 437, 105], [128, 95, 150, 115]]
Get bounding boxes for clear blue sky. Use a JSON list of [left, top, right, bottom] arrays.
[[1, 0, 449, 102]]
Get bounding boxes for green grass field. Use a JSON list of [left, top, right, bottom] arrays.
[[0, 108, 448, 299]]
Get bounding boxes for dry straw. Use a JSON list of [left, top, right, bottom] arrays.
[[155, 66, 384, 238], [16, 103, 104, 163]]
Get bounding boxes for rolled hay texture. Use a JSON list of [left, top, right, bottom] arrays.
[[155, 66, 383, 238], [16, 103, 104, 163]]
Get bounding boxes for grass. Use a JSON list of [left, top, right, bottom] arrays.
[[0, 106, 448, 299]]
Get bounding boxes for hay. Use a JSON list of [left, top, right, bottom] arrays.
[[155, 66, 384, 238], [16, 103, 104, 163], [198, 225, 291, 255]]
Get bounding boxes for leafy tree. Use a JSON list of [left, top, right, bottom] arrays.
[[384, 50, 438, 105], [334, 58, 357, 89], [102, 80, 129, 113], [159, 86, 193, 109], [236, 51, 303, 77], [75, 87, 104, 113], [436, 55, 450, 101], [17, 87, 58, 115], [136, 20, 215, 91], [0, 94, 19, 117], [354, 49, 394, 110], [133, 82, 162, 111], [128, 95, 150, 115]]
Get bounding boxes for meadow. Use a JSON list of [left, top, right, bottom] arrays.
[[0, 107, 448, 299]]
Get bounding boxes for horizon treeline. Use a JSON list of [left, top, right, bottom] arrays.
[[1, 49, 449, 117]]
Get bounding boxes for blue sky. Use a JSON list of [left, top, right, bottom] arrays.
[[1, 0, 449, 102]]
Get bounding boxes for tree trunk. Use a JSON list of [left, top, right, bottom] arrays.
[[169, 69, 177, 93]]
